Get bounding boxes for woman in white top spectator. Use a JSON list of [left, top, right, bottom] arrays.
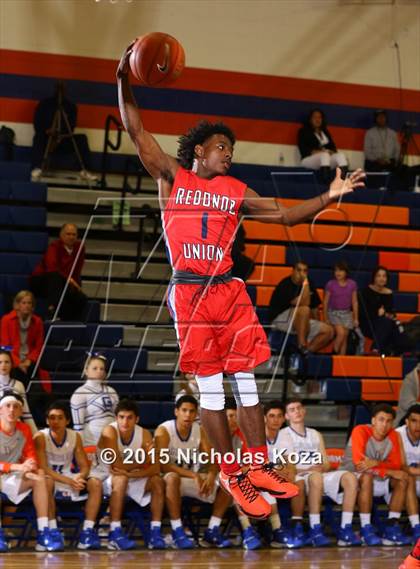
[[298, 109, 348, 182], [70, 354, 119, 448]]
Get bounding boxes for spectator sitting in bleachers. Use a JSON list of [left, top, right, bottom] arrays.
[[298, 108, 348, 183], [70, 354, 119, 448], [0, 290, 43, 386], [30, 223, 88, 321], [269, 261, 334, 355], [341, 403, 412, 546], [278, 399, 361, 547], [396, 404, 420, 541], [395, 363, 420, 425], [155, 395, 229, 549], [358, 266, 407, 356], [34, 401, 103, 551], [323, 261, 358, 355], [0, 347, 37, 434], [94, 399, 166, 550], [31, 80, 97, 182], [364, 110, 400, 172]]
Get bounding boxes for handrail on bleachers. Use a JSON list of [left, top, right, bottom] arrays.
[[135, 207, 161, 276], [100, 114, 123, 188]]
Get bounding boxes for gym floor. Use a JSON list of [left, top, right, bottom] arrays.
[[0, 548, 410, 569]]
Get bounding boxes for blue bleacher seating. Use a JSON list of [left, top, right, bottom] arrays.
[[0, 230, 48, 253], [11, 181, 47, 202], [285, 247, 379, 272], [403, 357, 418, 377], [354, 405, 372, 426], [0, 253, 41, 274], [0, 161, 31, 181], [326, 378, 361, 401], [40, 346, 147, 373], [0, 274, 28, 294], [85, 324, 124, 347], [0, 205, 46, 227], [0, 181, 47, 202], [306, 354, 333, 377], [410, 208, 420, 227]]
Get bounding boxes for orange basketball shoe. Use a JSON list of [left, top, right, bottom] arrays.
[[248, 461, 300, 499], [219, 470, 271, 519], [400, 538, 420, 569], [399, 555, 420, 569]]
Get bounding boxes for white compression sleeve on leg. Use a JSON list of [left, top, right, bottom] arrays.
[[227, 372, 259, 407], [195, 373, 225, 411]]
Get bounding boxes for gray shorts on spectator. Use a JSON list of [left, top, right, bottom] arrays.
[[272, 308, 322, 342]]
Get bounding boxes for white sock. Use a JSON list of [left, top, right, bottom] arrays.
[[360, 513, 371, 527], [37, 517, 49, 531], [238, 515, 250, 530], [341, 511, 353, 528], [110, 521, 121, 531], [48, 519, 58, 530], [208, 516, 222, 529], [270, 513, 281, 531], [388, 511, 401, 520], [409, 515, 420, 528], [309, 514, 320, 528], [171, 519, 182, 531], [151, 521, 161, 529], [83, 520, 95, 530]]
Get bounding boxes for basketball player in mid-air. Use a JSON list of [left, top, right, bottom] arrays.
[[117, 44, 365, 519]]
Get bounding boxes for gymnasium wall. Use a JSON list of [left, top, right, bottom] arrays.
[[0, 0, 419, 169]]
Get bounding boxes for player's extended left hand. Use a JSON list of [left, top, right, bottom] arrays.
[[328, 168, 365, 200]]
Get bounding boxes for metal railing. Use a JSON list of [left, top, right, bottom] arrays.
[[135, 207, 161, 277], [100, 115, 123, 189]]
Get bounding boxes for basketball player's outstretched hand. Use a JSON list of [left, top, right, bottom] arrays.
[[328, 168, 365, 200], [116, 40, 136, 79]]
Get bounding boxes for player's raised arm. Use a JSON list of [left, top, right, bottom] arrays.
[[117, 43, 179, 187], [243, 168, 365, 226]]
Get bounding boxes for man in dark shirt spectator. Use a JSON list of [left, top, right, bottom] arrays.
[[30, 223, 87, 321], [269, 261, 333, 353]]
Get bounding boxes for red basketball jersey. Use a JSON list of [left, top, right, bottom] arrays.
[[162, 167, 247, 276]]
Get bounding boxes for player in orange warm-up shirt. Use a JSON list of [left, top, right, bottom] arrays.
[[0, 393, 61, 551]]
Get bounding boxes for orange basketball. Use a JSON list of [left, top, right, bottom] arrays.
[[129, 32, 185, 87]]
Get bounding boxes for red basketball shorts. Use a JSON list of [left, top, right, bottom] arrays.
[[167, 277, 270, 376]]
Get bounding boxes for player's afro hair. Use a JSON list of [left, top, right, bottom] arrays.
[[177, 120, 236, 169]]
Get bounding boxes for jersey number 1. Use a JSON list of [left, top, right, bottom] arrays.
[[201, 213, 208, 239]]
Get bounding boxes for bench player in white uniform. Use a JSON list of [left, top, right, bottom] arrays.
[[396, 404, 420, 541], [263, 400, 303, 548], [0, 394, 61, 552], [97, 398, 165, 550], [0, 348, 37, 433], [155, 395, 220, 549], [34, 401, 103, 550], [70, 354, 119, 448], [278, 399, 361, 547]]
